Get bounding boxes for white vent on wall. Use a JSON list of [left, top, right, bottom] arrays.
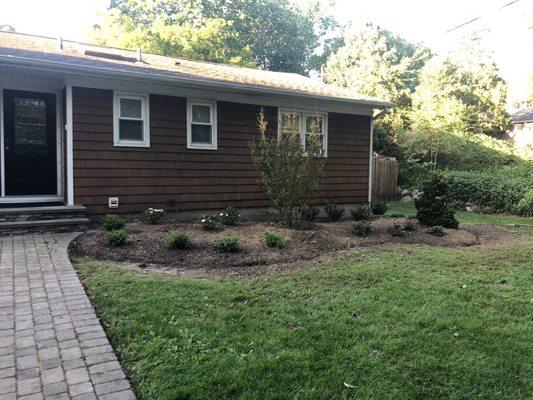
[[108, 197, 119, 208]]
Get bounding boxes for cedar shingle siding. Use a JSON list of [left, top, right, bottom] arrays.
[[72, 87, 370, 214]]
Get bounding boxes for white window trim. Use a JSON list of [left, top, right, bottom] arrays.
[[113, 92, 150, 148], [187, 99, 217, 150], [278, 109, 328, 156]]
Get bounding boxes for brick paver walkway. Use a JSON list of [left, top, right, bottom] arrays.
[[0, 233, 136, 400]]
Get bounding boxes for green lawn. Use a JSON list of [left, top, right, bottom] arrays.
[[75, 212, 533, 400]]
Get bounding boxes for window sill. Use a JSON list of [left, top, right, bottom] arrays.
[[114, 140, 150, 148], [187, 143, 217, 150]]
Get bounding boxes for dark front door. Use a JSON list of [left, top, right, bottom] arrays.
[[3, 90, 57, 196]]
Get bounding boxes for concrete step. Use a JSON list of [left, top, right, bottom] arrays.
[[0, 217, 90, 234], [0, 205, 87, 223]]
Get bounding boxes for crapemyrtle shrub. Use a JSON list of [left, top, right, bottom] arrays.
[[325, 203, 345, 221], [214, 236, 239, 252], [351, 221, 372, 237], [415, 172, 459, 228], [105, 229, 127, 246], [426, 226, 445, 236], [143, 208, 165, 224], [219, 207, 240, 226], [371, 202, 388, 215], [264, 231, 285, 248], [200, 214, 218, 231], [350, 205, 372, 221], [388, 222, 405, 237], [166, 232, 190, 249], [102, 214, 125, 231], [302, 205, 320, 221]]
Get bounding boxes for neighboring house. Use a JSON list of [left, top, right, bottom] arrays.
[[0, 32, 393, 214], [509, 108, 533, 159]]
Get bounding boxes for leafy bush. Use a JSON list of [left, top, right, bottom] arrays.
[[513, 189, 533, 217], [350, 205, 372, 221], [302, 205, 320, 221], [352, 221, 371, 237], [426, 226, 445, 236], [219, 207, 240, 226], [325, 203, 345, 221], [402, 219, 417, 231], [415, 172, 459, 228], [214, 236, 239, 252], [388, 222, 405, 237], [166, 232, 190, 249], [143, 208, 165, 224], [200, 214, 217, 231], [102, 214, 125, 231], [371, 202, 388, 215], [264, 231, 285, 248], [105, 229, 127, 246]]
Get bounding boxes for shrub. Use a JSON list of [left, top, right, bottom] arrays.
[[143, 208, 165, 224], [166, 232, 190, 249], [426, 226, 445, 236], [264, 231, 285, 248], [514, 189, 533, 217], [219, 207, 240, 226], [388, 222, 405, 237], [214, 236, 239, 252], [415, 172, 459, 228], [200, 214, 217, 231], [350, 205, 372, 221], [371, 202, 388, 215], [105, 229, 127, 246], [352, 221, 371, 237], [251, 111, 326, 228], [302, 205, 320, 221], [102, 214, 125, 231], [402, 219, 417, 231], [325, 203, 345, 221]]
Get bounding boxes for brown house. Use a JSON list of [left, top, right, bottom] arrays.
[[0, 32, 393, 215]]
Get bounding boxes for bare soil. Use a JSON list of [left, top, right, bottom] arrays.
[[69, 216, 524, 278]]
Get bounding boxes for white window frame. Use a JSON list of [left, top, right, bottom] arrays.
[[113, 92, 150, 148], [278, 109, 328, 156], [187, 99, 217, 150]]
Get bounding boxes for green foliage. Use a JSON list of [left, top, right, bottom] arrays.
[[350, 205, 372, 221], [214, 236, 239, 252], [351, 221, 372, 237], [105, 229, 127, 246], [514, 189, 533, 217], [264, 231, 285, 249], [415, 173, 459, 228], [219, 207, 240, 226], [371, 202, 388, 215], [102, 214, 125, 231], [388, 222, 405, 237], [251, 112, 325, 228], [143, 208, 165, 224], [402, 219, 417, 232], [302, 205, 320, 222], [324, 203, 345, 221], [200, 214, 218, 231], [166, 232, 190, 250], [426, 226, 445, 236]]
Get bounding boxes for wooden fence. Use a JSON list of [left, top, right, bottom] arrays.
[[372, 156, 398, 201]]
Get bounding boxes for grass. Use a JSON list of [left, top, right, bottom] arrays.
[[74, 210, 533, 400]]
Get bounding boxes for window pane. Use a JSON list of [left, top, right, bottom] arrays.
[[119, 119, 143, 140], [306, 116, 323, 134], [120, 98, 142, 119], [305, 133, 323, 151], [191, 124, 212, 144], [281, 113, 300, 133], [14, 97, 47, 145], [192, 105, 211, 123]]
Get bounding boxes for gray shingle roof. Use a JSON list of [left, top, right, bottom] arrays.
[[511, 108, 533, 124]]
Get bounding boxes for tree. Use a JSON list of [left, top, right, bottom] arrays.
[[415, 172, 459, 228]]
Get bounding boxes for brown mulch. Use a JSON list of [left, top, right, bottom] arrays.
[[69, 216, 524, 279]]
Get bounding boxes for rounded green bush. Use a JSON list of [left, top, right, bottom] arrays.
[[324, 203, 345, 221], [350, 205, 372, 221], [264, 230, 285, 248], [105, 229, 127, 246], [219, 207, 240, 226], [200, 214, 217, 231], [426, 226, 445, 236], [388, 222, 405, 237], [166, 232, 190, 249], [302, 205, 320, 221], [215, 236, 239, 252], [102, 214, 125, 231], [402, 219, 417, 231], [371, 202, 388, 215], [351, 221, 371, 237]]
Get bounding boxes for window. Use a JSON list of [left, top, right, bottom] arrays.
[[278, 110, 328, 156], [113, 93, 149, 147], [187, 100, 217, 150]]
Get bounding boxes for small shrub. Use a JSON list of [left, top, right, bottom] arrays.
[[325, 203, 345, 221], [415, 172, 459, 228], [402, 219, 417, 231], [214, 236, 239, 252], [302, 205, 320, 221], [143, 208, 165, 224], [264, 230, 285, 248], [166, 232, 190, 249], [371, 202, 388, 215], [102, 214, 125, 231], [350, 205, 372, 221], [105, 229, 127, 246], [219, 207, 240, 226], [426, 226, 445, 236], [351, 221, 371, 237], [200, 214, 217, 231], [513, 189, 533, 217], [388, 222, 405, 237]]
